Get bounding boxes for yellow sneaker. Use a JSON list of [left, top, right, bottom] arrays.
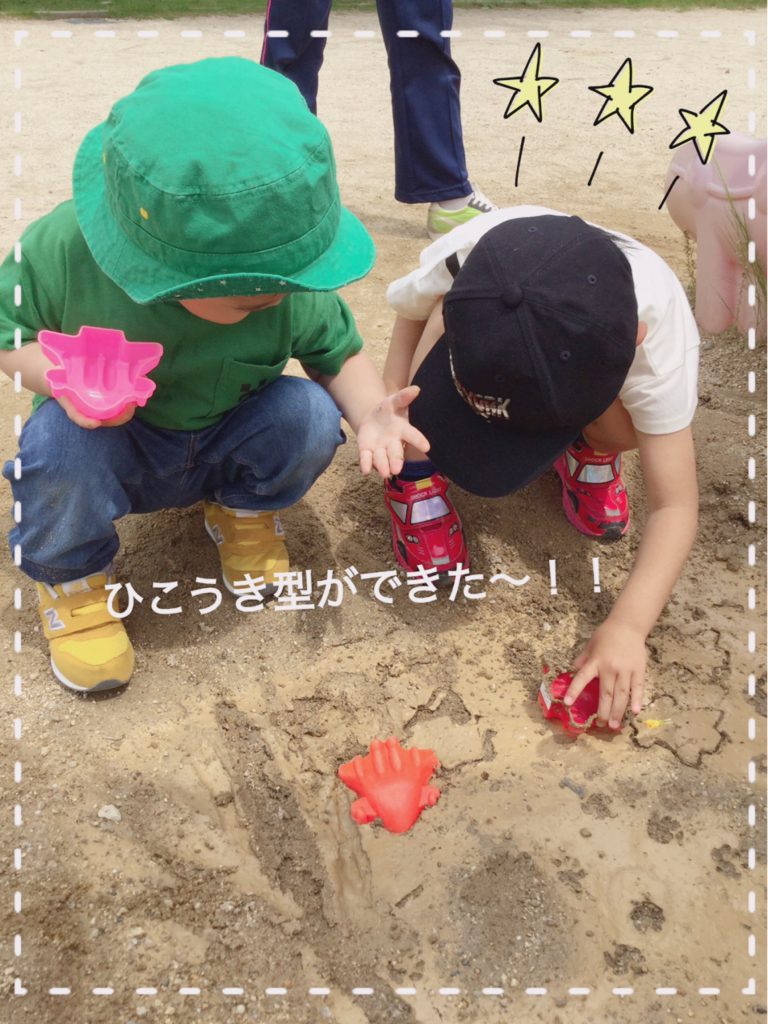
[[36, 572, 134, 693], [203, 502, 289, 595]]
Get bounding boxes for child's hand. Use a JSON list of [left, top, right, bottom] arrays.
[[356, 385, 430, 478], [56, 395, 137, 430], [564, 619, 646, 729]]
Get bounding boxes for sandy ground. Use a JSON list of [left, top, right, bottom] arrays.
[[0, 9, 766, 1024]]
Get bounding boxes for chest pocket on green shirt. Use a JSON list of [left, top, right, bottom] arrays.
[[210, 356, 290, 419]]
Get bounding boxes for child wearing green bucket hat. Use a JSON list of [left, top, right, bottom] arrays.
[[0, 58, 429, 694]]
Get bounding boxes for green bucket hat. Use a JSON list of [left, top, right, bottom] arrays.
[[73, 57, 375, 304]]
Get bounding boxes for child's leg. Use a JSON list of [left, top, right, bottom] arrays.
[[383, 304, 469, 574], [400, 302, 447, 465], [3, 400, 188, 692], [581, 399, 638, 454], [382, 312, 469, 573], [555, 402, 639, 543], [260, 0, 332, 114], [5, 400, 138, 583], [375, 0, 470, 205], [192, 377, 344, 593], [4, 400, 199, 582], [197, 376, 344, 510]]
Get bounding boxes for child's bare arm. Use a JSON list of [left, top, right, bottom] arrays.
[[0, 341, 54, 396], [307, 350, 429, 478], [382, 314, 429, 394], [0, 341, 136, 429], [566, 426, 698, 727]]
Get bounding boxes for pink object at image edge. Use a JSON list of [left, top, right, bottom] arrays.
[[665, 132, 767, 338], [39, 325, 163, 421]]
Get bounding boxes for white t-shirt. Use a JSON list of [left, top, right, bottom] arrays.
[[387, 206, 700, 435]]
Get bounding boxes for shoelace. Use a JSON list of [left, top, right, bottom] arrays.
[[468, 189, 496, 213]]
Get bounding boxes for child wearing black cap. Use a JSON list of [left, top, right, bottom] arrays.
[[383, 205, 700, 731]]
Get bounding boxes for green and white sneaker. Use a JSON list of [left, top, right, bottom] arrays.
[[426, 188, 497, 240]]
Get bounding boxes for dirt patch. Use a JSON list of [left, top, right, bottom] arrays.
[[646, 813, 684, 845], [604, 944, 648, 977], [631, 899, 666, 934], [582, 792, 618, 819], [449, 849, 571, 986]]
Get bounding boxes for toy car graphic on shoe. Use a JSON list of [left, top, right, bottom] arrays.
[[40, 326, 164, 421], [554, 443, 629, 542], [384, 473, 467, 573], [338, 737, 441, 834]]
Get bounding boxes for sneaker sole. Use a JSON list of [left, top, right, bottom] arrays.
[[597, 523, 629, 544], [50, 657, 129, 694], [427, 206, 495, 242], [427, 225, 472, 242]]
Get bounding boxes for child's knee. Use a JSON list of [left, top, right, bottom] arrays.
[[15, 400, 124, 481], [7, 402, 133, 531], [305, 381, 344, 449], [278, 377, 343, 458]]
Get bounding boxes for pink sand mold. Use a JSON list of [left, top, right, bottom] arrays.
[[40, 326, 163, 421], [666, 132, 767, 338]]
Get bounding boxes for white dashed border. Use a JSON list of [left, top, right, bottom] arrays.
[[7, 21, 765, 1005], [8, 982, 753, 999], [7, 26, 760, 40], [742, 27, 761, 1002]]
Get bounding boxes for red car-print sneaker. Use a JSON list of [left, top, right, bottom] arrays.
[[554, 440, 630, 542], [384, 473, 469, 574]]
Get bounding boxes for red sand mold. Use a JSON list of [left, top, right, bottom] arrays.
[[338, 737, 441, 834], [538, 671, 618, 737]]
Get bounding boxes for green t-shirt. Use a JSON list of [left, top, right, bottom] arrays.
[[0, 201, 363, 430]]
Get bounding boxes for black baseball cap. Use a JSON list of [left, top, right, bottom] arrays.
[[410, 215, 639, 498]]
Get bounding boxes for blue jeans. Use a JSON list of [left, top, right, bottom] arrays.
[[3, 377, 344, 584], [261, 0, 471, 204]]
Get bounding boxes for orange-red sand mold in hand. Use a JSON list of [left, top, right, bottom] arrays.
[[338, 737, 440, 834]]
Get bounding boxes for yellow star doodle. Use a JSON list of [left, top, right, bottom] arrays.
[[493, 43, 559, 124], [589, 58, 653, 134], [669, 89, 730, 164]]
